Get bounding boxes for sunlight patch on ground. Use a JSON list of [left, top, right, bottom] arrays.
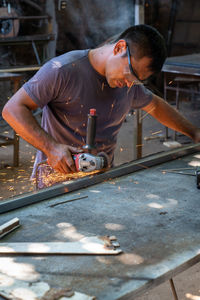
[[117, 253, 144, 265], [147, 202, 163, 209], [56, 222, 84, 240], [186, 293, 200, 300], [105, 223, 125, 231], [0, 258, 38, 281]]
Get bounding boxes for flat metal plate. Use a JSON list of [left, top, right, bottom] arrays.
[[0, 149, 200, 299]]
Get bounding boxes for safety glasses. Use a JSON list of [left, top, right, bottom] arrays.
[[125, 44, 147, 85]]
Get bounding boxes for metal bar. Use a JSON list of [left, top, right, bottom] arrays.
[[174, 82, 180, 140], [169, 278, 179, 300], [0, 141, 14, 146], [163, 170, 195, 176], [0, 34, 55, 43], [164, 73, 169, 139], [0, 217, 20, 239], [133, 109, 143, 160], [12, 77, 21, 167], [165, 86, 200, 94], [1, 143, 200, 214], [32, 41, 41, 65], [164, 61, 200, 69], [13, 131, 19, 167], [137, 109, 143, 158], [0, 15, 51, 20], [0, 135, 13, 142], [0, 66, 41, 73], [0, 236, 122, 255]]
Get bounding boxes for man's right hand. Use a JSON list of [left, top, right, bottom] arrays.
[[2, 87, 83, 174], [47, 144, 83, 174]]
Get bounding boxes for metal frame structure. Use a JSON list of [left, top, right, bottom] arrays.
[[162, 53, 200, 140]]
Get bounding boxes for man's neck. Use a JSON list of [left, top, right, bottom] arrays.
[[88, 45, 112, 77]]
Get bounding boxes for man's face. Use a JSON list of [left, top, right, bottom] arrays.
[[105, 43, 153, 88]]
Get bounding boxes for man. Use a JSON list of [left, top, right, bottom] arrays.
[[2, 25, 200, 188]]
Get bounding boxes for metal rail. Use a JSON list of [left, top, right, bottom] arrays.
[[1, 143, 200, 214]]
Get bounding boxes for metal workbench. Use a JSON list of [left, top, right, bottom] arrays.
[[162, 53, 200, 76], [162, 53, 200, 140], [0, 144, 200, 299]]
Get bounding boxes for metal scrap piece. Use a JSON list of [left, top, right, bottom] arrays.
[[41, 287, 74, 299], [0, 236, 122, 255], [99, 235, 120, 250], [0, 217, 20, 239]]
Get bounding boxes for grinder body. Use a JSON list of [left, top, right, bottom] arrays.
[[74, 108, 108, 172], [74, 153, 107, 172]]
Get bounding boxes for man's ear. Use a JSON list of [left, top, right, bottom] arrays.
[[113, 39, 127, 55]]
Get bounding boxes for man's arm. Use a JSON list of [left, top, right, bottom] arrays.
[[2, 87, 81, 173], [142, 94, 200, 143]]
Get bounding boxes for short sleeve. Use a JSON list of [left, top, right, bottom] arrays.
[[131, 85, 153, 109], [23, 60, 63, 108]]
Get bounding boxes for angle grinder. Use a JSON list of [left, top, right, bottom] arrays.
[[73, 108, 109, 172]]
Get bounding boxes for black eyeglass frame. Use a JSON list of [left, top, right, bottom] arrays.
[[126, 44, 148, 84]]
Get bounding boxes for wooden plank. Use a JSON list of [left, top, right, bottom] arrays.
[[0, 236, 122, 255], [0, 218, 20, 239]]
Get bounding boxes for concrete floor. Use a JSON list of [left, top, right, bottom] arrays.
[[0, 98, 200, 299]]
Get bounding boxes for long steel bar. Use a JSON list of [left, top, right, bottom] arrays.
[[1, 143, 200, 214]]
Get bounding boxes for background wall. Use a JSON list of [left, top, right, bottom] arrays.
[[145, 0, 200, 56], [55, 0, 135, 54], [0, 0, 199, 67]]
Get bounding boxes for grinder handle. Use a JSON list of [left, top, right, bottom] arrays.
[[83, 108, 97, 153]]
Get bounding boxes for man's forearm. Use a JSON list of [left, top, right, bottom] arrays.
[[2, 104, 57, 157], [143, 95, 198, 140]]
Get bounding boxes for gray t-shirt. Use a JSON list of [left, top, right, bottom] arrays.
[[23, 49, 153, 184]]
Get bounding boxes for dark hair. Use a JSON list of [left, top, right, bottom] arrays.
[[113, 25, 167, 73]]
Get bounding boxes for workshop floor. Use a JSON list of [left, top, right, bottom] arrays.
[[0, 97, 200, 299]]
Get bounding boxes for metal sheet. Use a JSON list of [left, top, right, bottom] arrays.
[[0, 146, 200, 299], [1, 143, 200, 214]]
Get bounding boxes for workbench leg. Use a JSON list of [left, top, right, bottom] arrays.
[[12, 77, 21, 167], [13, 131, 19, 167], [174, 82, 180, 141], [169, 278, 179, 300], [133, 109, 143, 160], [164, 73, 169, 140]]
